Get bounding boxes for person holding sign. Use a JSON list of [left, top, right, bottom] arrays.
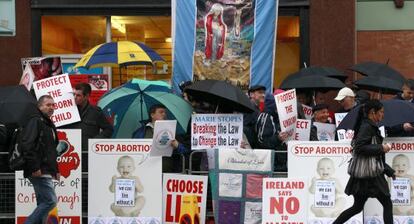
[[309, 158, 346, 217], [109, 156, 145, 217], [333, 100, 395, 224], [132, 104, 188, 172]]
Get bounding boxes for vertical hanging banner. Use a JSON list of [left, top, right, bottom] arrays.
[[88, 139, 162, 224], [262, 178, 308, 224], [275, 89, 297, 141], [33, 73, 81, 127], [364, 137, 414, 224], [16, 129, 82, 224], [288, 141, 363, 224], [172, 0, 278, 92], [163, 174, 208, 224]]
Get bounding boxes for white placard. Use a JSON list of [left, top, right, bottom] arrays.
[[314, 180, 336, 208], [337, 129, 354, 142], [294, 119, 311, 141], [288, 141, 362, 223], [88, 139, 162, 223], [218, 148, 273, 172], [19, 65, 35, 91], [162, 174, 208, 224], [313, 122, 336, 141], [262, 178, 308, 224], [151, 120, 177, 157], [15, 129, 82, 224], [191, 114, 243, 149], [302, 104, 313, 120], [33, 73, 80, 127], [115, 179, 136, 207], [334, 112, 348, 127], [275, 89, 297, 141], [391, 178, 411, 206]]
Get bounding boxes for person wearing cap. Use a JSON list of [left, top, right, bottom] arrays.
[[309, 104, 331, 141], [334, 87, 356, 113], [248, 85, 266, 110], [243, 85, 266, 148]]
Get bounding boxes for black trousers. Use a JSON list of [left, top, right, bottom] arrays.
[[333, 193, 393, 224]]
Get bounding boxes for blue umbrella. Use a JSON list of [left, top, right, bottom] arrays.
[[337, 100, 414, 131], [98, 79, 192, 138]]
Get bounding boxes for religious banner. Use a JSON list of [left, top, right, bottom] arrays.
[[88, 139, 162, 224], [364, 137, 414, 224], [172, 0, 278, 92], [163, 174, 208, 224], [209, 148, 274, 224], [16, 129, 82, 224], [288, 141, 363, 224]]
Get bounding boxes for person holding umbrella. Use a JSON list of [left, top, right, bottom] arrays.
[[333, 99, 395, 224], [334, 87, 357, 113], [387, 79, 414, 137]]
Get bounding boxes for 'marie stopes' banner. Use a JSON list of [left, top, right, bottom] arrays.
[[172, 0, 278, 92]]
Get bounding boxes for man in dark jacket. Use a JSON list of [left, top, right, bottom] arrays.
[[394, 79, 414, 103], [23, 95, 59, 224], [63, 83, 113, 149]]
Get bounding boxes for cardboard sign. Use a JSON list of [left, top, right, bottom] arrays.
[[191, 114, 243, 150], [262, 178, 308, 224], [33, 73, 81, 127], [19, 65, 35, 90], [313, 122, 336, 141], [163, 174, 208, 224], [294, 119, 311, 141], [68, 74, 108, 106], [15, 129, 82, 224], [275, 89, 297, 141], [151, 120, 177, 157], [88, 139, 162, 223], [21, 57, 63, 81], [302, 104, 313, 120], [391, 178, 411, 206], [288, 141, 363, 223]]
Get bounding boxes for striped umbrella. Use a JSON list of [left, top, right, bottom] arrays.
[[98, 79, 192, 138], [75, 41, 165, 82]]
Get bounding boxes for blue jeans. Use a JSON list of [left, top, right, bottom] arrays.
[[25, 177, 57, 224]]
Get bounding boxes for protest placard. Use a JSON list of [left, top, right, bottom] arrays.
[[262, 178, 308, 224], [364, 137, 414, 223], [191, 114, 243, 150], [294, 119, 311, 141], [88, 139, 162, 224], [15, 129, 82, 224], [68, 74, 108, 105], [19, 65, 35, 91], [275, 89, 297, 140], [313, 122, 336, 141], [334, 113, 347, 128], [21, 57, 63, 81], [288, 141, 363, 223], [33, 73, 80, 127], [151, 120, 177, 157], [163, 174, 208, 224], [302, 104, 313, 120]]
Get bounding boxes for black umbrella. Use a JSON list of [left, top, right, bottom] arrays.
[[288, 66, 348, 81], [0, 85, 39, 126], [280, 75, 346, 90], [185, 80, 255, 113], [350, 61, 406, 83], [354, 75, 403, 94], [337, 100, 414, 130]]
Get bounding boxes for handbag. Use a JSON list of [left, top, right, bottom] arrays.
[[347, 137, 384, 178]]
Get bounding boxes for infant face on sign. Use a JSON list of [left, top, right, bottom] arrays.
[[117, 156, 136, 179], [393, 154, 411, 177], [317, 158, 335, 180]]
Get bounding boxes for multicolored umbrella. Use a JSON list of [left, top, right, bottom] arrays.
[[98, 79, 192, 138], [75, 41, 164, 68], [74, 41, 165, 82]]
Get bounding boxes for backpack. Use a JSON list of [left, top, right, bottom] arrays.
[[255, 112, 278, 149], [8, 126, 43, 171]]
